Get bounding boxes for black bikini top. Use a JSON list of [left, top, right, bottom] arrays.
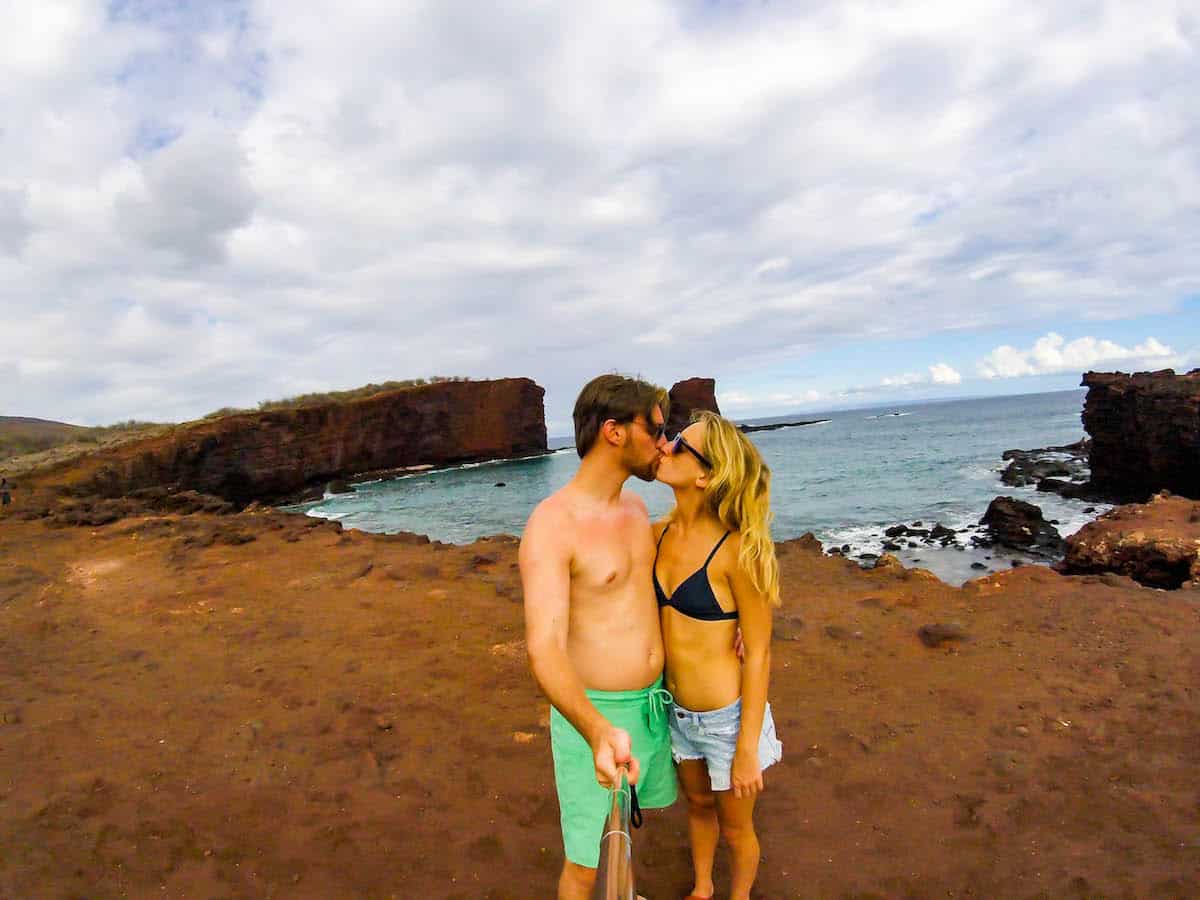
[[653, 525, 738, 622]]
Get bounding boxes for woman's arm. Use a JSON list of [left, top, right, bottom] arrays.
[[728, 538, 773, 798]]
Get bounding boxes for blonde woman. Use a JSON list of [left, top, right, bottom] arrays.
[[653, 411, 783, 900]]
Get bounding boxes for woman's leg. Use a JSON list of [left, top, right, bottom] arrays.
[[715, 789, 760, 900], [677, 759, 719, 899]]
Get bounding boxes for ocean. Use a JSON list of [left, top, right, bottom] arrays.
[[297, 388, 1106, 585]]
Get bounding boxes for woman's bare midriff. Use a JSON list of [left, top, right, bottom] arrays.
[[661, 610, 741, 711]]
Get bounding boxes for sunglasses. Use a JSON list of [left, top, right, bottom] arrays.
[[672, 433, 712, 468], [629, 417, 667, 441]]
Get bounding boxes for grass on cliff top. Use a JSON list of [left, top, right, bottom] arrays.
[[0, 420, 172, 478], [0, 378, 470, 474], [201, 376, 471, 419]]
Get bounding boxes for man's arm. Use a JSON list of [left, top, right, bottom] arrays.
[[519, 502, 639, 787]]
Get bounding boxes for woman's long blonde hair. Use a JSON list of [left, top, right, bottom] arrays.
[[694, 411, 780, 607]]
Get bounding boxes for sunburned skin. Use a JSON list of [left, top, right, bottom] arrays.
[[551, 491, 664, 691]]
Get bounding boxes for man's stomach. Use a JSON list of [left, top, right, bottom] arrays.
[[568, 618, 664, 692]]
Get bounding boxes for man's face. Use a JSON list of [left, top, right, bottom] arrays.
[[624, 405, 668, 482]]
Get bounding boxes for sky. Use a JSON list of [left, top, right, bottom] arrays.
[[1, 1, 1198, 435]]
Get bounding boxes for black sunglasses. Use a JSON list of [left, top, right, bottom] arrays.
[[628, 417, 667, 441], [672, 433, 712, 468]]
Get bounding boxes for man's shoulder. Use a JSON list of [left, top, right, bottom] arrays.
[[619, 490, 650, 518], [523, 490, 575, 539]]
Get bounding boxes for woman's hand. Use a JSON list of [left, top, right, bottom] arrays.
[[730, 744, 763, 798]]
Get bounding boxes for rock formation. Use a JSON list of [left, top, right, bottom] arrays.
[[978, 496, 1065, 557], [1059, 492, 1200, 589], [43, 378, 547, 505], [667, 378, 720, 436], [1000, 439, 1090, 487], [740, 419, 830, 434], [1081, 369, 1200, 502]]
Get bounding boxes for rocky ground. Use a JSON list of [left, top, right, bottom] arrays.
[[2, 497, 1198, 899]]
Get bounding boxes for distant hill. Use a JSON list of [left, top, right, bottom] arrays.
[[0, 416, 85, 460]]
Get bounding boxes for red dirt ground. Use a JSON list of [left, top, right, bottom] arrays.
[[1, 505, 1198, 898]]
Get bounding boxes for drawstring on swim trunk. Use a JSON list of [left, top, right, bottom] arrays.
[[647, 686, 674, 730]]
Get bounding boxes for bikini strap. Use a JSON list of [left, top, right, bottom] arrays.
[[654, 522, 671, 555], [703, 531, 732, 568]]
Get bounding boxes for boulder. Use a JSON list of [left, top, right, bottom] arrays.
[[999, 441, 1090, 489], [1059, 493, 1200, 589], [979, 497, 1065, 557]]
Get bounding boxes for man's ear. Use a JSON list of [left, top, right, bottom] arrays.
[[600, 418, 625, 447]]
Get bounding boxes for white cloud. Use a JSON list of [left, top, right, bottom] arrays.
[[719, 389, 825, 413], [978, 333, 1178, 378], [880, 372, 925, 387], [0, 1, 1197, 425], [881, 363, 962, 388], [929, 363, 962, 385]]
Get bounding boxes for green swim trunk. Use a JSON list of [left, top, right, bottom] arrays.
[[550, 676, 677, 868]]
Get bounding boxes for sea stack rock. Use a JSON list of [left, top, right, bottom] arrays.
[[667, 378, 720, 436], [70, 378, 548, 505], [979, 496, 1065, 556], [1082, 369, 1200, 502]]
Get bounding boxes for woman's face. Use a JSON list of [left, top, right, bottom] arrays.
[[656, 420, 709, 488]]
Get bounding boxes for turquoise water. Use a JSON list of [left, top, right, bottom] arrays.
[[298, 389, 1104, 584]]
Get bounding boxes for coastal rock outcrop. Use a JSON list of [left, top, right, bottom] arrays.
[[1059, 492, 1200, 589], [667, 378, 720, 437], [978, 497, 1065, 557], [46, 378, 547, 505], [1082, 369, 1200, 502], [1000, 439, 1092, 496]]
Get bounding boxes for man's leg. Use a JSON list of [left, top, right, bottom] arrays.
[[677, 759, 719, 899], [559, 860, 596, 900]]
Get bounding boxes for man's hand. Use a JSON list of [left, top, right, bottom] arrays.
[[730, 745, 763, 799], [592, 726, 640, 788]]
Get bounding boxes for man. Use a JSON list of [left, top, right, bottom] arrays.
[[1, 478, 10, 510], [520, 374, 676, 899]]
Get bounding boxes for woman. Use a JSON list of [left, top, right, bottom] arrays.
[[653, 411, 783, 900]]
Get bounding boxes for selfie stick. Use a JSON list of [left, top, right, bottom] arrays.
[[591, 767, 636, 900]]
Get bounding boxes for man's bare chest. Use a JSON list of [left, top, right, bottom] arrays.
[[570, 520, 654, 594]]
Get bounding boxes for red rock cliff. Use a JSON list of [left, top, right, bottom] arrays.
[[1082, 369, 1200, 502], [50, 378, 547, 504], [667, 378, 720, 436]]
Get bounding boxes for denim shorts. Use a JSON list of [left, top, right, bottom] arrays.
[[669, 697, 783, 791]]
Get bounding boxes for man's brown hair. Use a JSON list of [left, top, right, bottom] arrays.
[[573, 374, 669, 458]]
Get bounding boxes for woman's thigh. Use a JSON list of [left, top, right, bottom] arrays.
[[676, 758, 715, 807]]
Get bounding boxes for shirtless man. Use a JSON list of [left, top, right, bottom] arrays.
[[520, 374, 676, 899]]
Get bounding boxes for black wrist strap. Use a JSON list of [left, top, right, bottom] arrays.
[[629, 783, 642, 829]]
